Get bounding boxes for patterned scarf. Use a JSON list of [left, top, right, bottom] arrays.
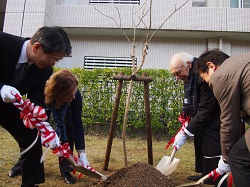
[[51, 102, 70, 141], [182, 58, 200, 118]]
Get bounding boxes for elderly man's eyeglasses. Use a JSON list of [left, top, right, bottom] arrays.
[[172, 66, 184, 77], [172, 69, 182, 76]]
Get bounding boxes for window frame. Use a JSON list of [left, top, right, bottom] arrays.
[[192, 0, 206, 7], [84, 56, 137, 69], [231, 0, 250, 8]]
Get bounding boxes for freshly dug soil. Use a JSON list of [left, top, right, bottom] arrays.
[[93, 162, 177, 187]]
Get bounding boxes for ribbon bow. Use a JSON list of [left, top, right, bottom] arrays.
[[12, 93, 58, 148], [19, 99, 48, 129]]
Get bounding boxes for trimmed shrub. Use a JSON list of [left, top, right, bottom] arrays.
[[55, 67, 183, 138]]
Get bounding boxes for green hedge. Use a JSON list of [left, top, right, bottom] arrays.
[[55, 68, 184, 137]]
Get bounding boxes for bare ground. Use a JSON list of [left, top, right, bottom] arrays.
[[0, 127, 211, 187]]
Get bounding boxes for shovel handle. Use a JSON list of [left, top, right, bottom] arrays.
[[66, 155, 78, 166], [196, 173, 211, 183], [176, 174, 211, 187], [167, 148, 177, 166]]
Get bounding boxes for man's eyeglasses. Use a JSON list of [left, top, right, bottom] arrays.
[[47, 54, 59, 63]]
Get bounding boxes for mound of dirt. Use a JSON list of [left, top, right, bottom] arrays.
[[93, 163, 177, 187]]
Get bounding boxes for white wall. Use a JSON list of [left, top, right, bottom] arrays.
[[3, 0, 56, 36], [56, 34, 250, 70], [56, 35, 207, 69]]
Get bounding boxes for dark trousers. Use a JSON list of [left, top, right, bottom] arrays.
[[58, 141, 74, 173], [194, 131, 203, 173], [193, 128, 227, 186], [58, 121, 74, 174], [202, 131, 227, 187], [228, 135, 250, 187], [0, 104, 45, 186]]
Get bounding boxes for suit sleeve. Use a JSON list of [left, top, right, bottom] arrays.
[[186, 80, 218, 135], [210, 75, 241, 160]]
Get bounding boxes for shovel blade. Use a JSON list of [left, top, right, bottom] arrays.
[[70, 165, 105, 179], [66, 155, 107, 180], [156, 155, 180, 176]]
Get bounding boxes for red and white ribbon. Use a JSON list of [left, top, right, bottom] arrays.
[[12, 93, 103, 179], [208, 169, 233, 187], [52, 142, 98, 179], [165, 112, 190, 149], [12, 93, 57, 148]]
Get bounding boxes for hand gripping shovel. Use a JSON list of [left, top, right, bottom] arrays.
[[156, 147, 180, 176], [177, 174, 211, 187], [54, 144, 107, 180], [176, 169, 232, 187]]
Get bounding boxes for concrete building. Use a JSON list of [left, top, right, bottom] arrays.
[[1, 0, 250, 69]]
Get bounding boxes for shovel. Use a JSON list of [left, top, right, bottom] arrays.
[[156, 113, 189, 176], [67, 154, 107, 180], [156, 148, 180, 176], [177, 170, 231, 187], [177, 174, 211, 187]]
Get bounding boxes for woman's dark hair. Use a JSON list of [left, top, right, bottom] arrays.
[[195, 48, 230, 73], [30, 26, 72, 56]]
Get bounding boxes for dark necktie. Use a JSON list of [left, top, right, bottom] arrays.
[[12, 62, 29, 86]]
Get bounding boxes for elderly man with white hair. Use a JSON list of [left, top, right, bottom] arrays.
[[169, 52, 226, 186]]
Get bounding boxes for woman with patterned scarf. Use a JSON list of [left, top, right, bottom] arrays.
[[44, 69, 89, 184]]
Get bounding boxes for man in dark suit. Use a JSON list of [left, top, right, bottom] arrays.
[[169, 52, 225, 186], [0, 26, 72, 187], [195, 49, 250, 187]]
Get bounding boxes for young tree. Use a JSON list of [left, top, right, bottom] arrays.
[[95, 0, 189, 167]]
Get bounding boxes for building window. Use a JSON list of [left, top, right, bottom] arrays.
[[84, 56, 137, 69], [192, 0, 206, 7], [230, 0, 250, 8], [89, 0, 140, 5]]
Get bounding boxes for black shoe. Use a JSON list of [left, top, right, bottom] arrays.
[[9, 169, 21, 177], [187, 174, 203, 181], [61, 172, 75, 184]]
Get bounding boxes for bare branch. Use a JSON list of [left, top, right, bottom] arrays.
[[94, 6, 132, 44], [148, 0, 189, 42], [135, 6, 150, 28], [134, 0, 152, 75], [133, 0, 148, 16], [115, 7, 122, 28], [132, 2, 151, 49], [135, 35, 147, 48]]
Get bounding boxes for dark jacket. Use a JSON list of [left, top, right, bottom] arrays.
[[0, 31, 53, 108], [50, 90, 85, 173], [50, 90, 85, 150], [0, 31, 53, 186], [185, 61, 221, 136]]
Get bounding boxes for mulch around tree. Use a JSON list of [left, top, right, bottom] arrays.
[[92, 162, 177, 187]]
